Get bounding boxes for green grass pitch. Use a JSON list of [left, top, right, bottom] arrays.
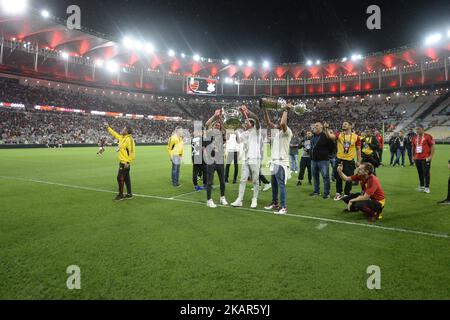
[[0, 145, 449, 300]]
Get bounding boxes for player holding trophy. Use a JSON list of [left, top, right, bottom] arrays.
[[231, 105, 262, 209]]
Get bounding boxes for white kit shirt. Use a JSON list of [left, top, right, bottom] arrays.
[[241, 128, 261, 163], [226, 133, 238, 152], [271, 127, 293, 167]]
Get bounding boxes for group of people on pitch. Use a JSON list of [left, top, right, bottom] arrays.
[[103, 106, 449, 222], [165, 105, 387, 221]]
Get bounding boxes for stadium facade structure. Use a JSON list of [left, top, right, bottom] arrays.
[[0, 8, 449, 97]]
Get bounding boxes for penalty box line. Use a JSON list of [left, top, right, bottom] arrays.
[[1, 175, 449, 240]]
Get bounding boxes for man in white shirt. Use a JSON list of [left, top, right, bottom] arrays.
[[231, 106, 261, 209], [225, 131, 239, 183], [263, 105, 293, 215]]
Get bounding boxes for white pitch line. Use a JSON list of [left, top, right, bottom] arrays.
[[1, 175, 449, 240], [170, 185, 220, 199]]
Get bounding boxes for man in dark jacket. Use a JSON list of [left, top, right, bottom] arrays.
[[406, 128, 416, 166], [310, 122, 335, 199], [389, 133, 401, 166], [297, 131, 313, 186]]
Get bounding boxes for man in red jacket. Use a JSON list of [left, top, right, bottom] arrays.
[[412, 125, 435, 194], [337, 162, 386, 222]]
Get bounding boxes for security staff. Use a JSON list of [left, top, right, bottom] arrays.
[[105, 122, 136, 201]]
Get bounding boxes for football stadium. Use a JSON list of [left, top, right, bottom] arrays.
[[0, 0, 450, 304]]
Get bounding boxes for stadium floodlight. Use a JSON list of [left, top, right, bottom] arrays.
[[424, 33, 442, 46], [238, 60, 244, 66], [181, 53, 186, 58], [106, 61, 118, 73], [263, 61, 270, 69], [316, 60, 321, 65], [144, 43, 154, 53], [122, 37, 134, 49], [351, 54, 362, 61], [306, 60, 313, 66], [61, 52, 69, 60], [193, 54, 200, 61], [222, 59, 229, 65], [247, 60, 253, 67], [342, 57, 348, 62], [41, 9, 50, 18], [95, 59, 104, 67], [1, 0, 27, 15], [134, 40, 143, 51], [447, 30, 450, 38], [168, 49, 175, 57]]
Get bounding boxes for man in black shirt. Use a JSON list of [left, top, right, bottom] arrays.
[[297, 131, 312, 186], [204, 109, 228, 208], [289, 135, 300, 174], [389, 133, 401, 166], [406, 128, 416, 166], [192, 126, 206, 191], [310, 122, 335, 199]]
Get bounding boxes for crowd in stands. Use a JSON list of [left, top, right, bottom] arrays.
[[0, 78, 448, 145], [0, 109, 185, 144]]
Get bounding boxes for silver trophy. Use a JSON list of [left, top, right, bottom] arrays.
[[222, 106, 243, 130], [259, 96, 308, 116]]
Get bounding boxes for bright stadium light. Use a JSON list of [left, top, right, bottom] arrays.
[[145, 43, 154, 53], [424, 33, 442, 45], [61, 52, 69, 60], [122, 37, 133, 49], [168, 49, 175, 57], [263, 61, 270, 69], [95, 59, 104, 67], [238, 60, 243, 66], [1, 0, 28, 15], [41, 9, 50, 18], [342, 57, 348, 62], [193, 54, 200, 61], [306, 60, 312, 66], [134, 40, 143, 51], [447, 30, 450, 38], [351, 54, 362, 61], [247, 60, 253, 67], [222, 58, 229, 65], [106, 61, 118, 73], [316, 60, 321, 65]]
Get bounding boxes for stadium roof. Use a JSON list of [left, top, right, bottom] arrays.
[[1, 8, 450, 80]]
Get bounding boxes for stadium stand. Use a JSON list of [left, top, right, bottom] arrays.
[[1, 76, 449, 145]]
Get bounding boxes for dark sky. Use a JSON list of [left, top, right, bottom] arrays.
[[34, 0, 450, 63]]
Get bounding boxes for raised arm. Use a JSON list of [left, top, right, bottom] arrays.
[[105, 122, 121, 140], [205, 109, 221, 129], [247, 110, 261, 130], [280, 109, 289, 133], [323, 122, 336, 140], [337, 163, 352, 182], [263, 109, 276, 129]]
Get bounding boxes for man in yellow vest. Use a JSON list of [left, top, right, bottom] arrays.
[[105, 122, 136, 201], [325, 121, 362, 200], [361, 129, 381, 174], [168, 126, 184, 187]]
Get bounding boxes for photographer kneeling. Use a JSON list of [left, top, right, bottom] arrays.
[[337, 162, 386, 222]]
